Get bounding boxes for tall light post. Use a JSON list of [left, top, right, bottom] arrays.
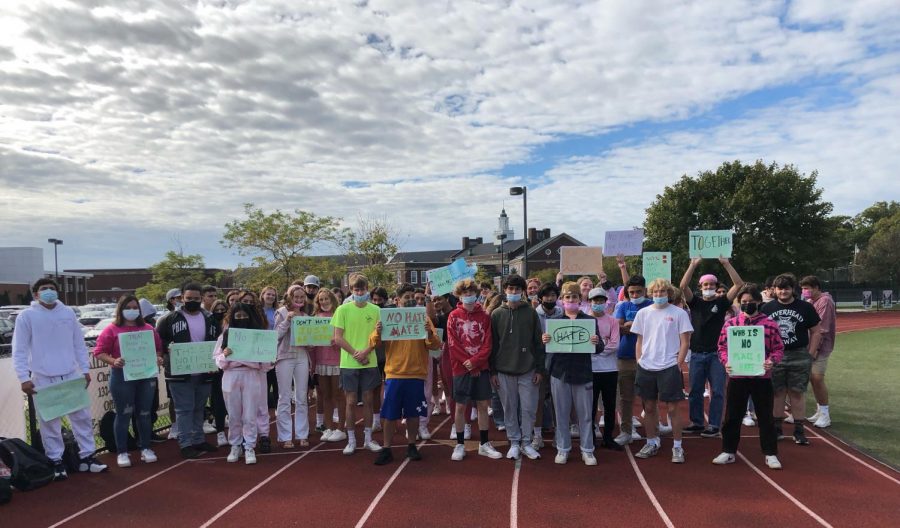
[[509, 186, 527, 278], [47, 238, 63, 279], [497, 233, 507, 280]]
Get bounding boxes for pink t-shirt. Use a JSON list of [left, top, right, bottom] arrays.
[[93, 323, 163, 359], [813, 293, 837, 357], [183, 311, 207, 343]]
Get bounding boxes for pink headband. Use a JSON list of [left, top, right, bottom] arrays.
[[699, 274, 718, 285]]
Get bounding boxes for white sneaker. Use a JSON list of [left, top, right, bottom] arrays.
[[244, 447, 256, 465], [451, 444, 466, 461], [417, 425, 432, 440], [658, 423, 673, 436], [364, 439, 382, 452], [167, 427, 178, 440], [463, 424, 472, 440], [766, 455, 783, 469], [203, 421, 216, 434], [216, 432, 228, 447], [506, 444, 521, 460], [582, 452, 598, 466], [712, 452, 736, 465], [570, 424, 580, 438], [807, 407, 821, 423], [478, 442, 503, 459], [521, 443, 541, 460], [343, 439, 357, 455], [227, 445, 242, 463], [614, 432, 634, 446], [784, 414, 794, 424], [632, 416, 643, 428], [321, 429, 333, 441], [449, 424, 457, 440], [554, 451, 568, 464], [531, 436, 545, 451], [140, 449, 158, 464], [814, 414, 831, 428], [742, 413, 756, 427], [671, 446, 685, 464], [328, 430, 347, 442], [117, 453, 131, 468], [594, 423, 602, 438], [631, 430, 643, 441]]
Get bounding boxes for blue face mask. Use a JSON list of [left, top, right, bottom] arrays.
[[631, 296, 646, 304], [506, 293, 522, 303], [591, 303, 606, 313], [352, 293, 370, 303], [461, 295, 477, 305], [652, 296, 668, 305], [39, 289, 58, 304]]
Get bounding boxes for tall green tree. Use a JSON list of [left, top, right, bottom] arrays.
[[850, 201, 900, 250], [135, 251, 207, 302], [643, 160, 840, 282], [346, 214, 403, 288], [856, 210, 900, 283]]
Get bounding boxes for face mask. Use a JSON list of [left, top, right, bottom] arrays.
[[801, 290, 812, 300], [541, 301, 556, 312], [631, 296, 646, 304], [528, 294, 537, 302], [701, 289, 716, 298], [174, 302, 184, 310], [229, 318, 249, 329], [591, 303, 606, 313], [561, 302, 579, 311], [38, 289, 58, 304], [184, 300, 202, 313], [352, 293, 370, 303], [477, 295, 485, 303], [461, 295, 477, 305], [403, 299, 417, 308], [600, 281, 612, 290], [652, 296, 668, 305], [212, 312, 226, 322], [740, 303, 758, 315], [506, 293, 522, 303], [123, 309, 141, 321]]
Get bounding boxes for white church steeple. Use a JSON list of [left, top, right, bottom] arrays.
[[494, 207, 514, 245]]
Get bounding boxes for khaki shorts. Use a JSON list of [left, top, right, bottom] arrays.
[[810, 354, 829, 376]]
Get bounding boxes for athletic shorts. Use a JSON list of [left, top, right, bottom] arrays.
[[339, 367, 381, 394], [635, 364, 685, 402], [810, 354, 829, 376], [380, 378, 427, 421], [452, 372, 492, 404], [772, 348, 812, 393]]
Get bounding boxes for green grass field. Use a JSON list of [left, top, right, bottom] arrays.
[[806, 328, 900, 468]]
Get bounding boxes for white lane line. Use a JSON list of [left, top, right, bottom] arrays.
[[198, 443, 324, 528], [48, 460, 190, 528], [624, 447, 676, 528], [510, 457, 522, 528], [736, 451, 834, 527], [804, 427, 900, 486], [353, 415, 452, 528]]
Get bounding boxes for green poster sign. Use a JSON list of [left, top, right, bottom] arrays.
[[642, 252, 672, 282], [380, 307, 428, 341], [727, 325, 765, 376], [170, 341, 217, 375], [228, 328, 277, 362], [688, 229, 733, 258], [546, 319, 595, 353], [292, 317, 333, 347], [34, 377, 91, 421], [118, 330, 159, 381]]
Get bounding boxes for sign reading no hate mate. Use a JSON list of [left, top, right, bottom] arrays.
[[34, 377, 91, 421], [380, 307, 427, 341], [642, 252, 672, 282], [118, 330, 159, 381], [228, 328, 277, 362], [170, 341, 217, 375], [726, 325, 765, 376], [689, 230, 733, 258], [559, 247, 604, 275], [292, 317, 333, 346], [604, 229, 644, 256], [546, 319, 596, 353]]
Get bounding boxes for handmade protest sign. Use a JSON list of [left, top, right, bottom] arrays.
[[560, 247, 604, 275], [170, 341, 217, 375], [427, 259, 477, 296], [227, 328, 277, 362], [34, 378, 91, 421], [688, 230, 733, 258], [118, 330, 158, 381], [642, 252, 671, 282], [429, 328, 444, 358], [604, 229, 643, 256], [546, 319, 595, 353], [380, 307, 427, 341], [292, 317, 333, 346], [726, 326, 765, 376]]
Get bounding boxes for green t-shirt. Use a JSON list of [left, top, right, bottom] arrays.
[[331, 301, 380, 369]]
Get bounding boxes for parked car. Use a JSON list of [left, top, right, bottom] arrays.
[[79, 311, 110, 328], [84, 318, 114, 347], [0, 317, 13, 344]]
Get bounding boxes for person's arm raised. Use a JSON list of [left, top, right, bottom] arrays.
[[719, 257, 744, 301], [680, 257, 701, 304]]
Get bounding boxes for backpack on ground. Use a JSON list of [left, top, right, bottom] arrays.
[[0, 437, 55, 491], [0, 459, 12, 505]]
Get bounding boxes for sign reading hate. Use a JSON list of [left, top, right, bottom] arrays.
[[380, 307, 428, 341], [546, 319, 596, 353]]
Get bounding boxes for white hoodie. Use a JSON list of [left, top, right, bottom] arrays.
[[12, 300, 89, 382]]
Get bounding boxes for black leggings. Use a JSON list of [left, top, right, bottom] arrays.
[[591, 371, 618, 442], [211, 370, 227, 432], [722, 377, 777, 456]]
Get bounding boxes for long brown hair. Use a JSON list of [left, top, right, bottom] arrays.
[[114, 294, 146, 327], [282, 285, 312, 315], [314, 288, 339, 315]]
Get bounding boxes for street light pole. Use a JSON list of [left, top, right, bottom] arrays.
[[47, 238, 63, 279], [509, 186, 527, 278]]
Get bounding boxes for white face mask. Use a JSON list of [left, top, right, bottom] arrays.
[[701, 289, 717, 298], [123, 309, 141, 321]]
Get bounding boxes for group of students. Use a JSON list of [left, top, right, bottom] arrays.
[[11, 254, 835, 478]]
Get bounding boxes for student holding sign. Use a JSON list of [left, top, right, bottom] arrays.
[[93, 295, 164, 468], [274, 286, 313, 449], [715, 284, 784, 469], [312, 288, 345, 443], [214, 303, 274, 464], [541, 282, 603, 466], [13, 278, 108, 479]]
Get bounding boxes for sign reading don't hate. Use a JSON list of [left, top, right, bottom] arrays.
[[380, 307, 428, 341]]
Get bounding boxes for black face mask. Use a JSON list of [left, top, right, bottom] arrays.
[[229, 318, 249, 329], [212, 312, 225, 322], [541, 301, 556, 312], [740, 303, 759, 315], [184, 300, 202, 313], [600, 281, 612, 290], [403, 299, 417, 308]]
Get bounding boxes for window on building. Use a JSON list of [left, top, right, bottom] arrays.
[[410, 270, 418, 284]]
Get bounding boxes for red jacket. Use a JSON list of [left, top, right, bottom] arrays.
[[447, 303, 492, 376]]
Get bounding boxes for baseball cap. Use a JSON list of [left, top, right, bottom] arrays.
[[303, 275, 321, 287], [165, 288, 182, 301], [588, 287, 608, 300]]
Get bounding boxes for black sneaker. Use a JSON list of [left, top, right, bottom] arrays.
[[683, 424, 704, 434], [52, 460, 68, 481], [406, 444, 422, 461], [700, 428, 721, 438], [374, 448, 394, 466], [78, 456, 108, 473], [150, 433, 168, 444], [193, 442, 218, 453], [315, 424, 326, 433], [258, 436, 272, 454], [180, 446, 203, 459], [793, 429, 810, 446], [601, 439, 625, 452]]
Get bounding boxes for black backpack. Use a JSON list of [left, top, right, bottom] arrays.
[[0, 437, 55, 491], [0, 459, 11, 505], [98, 411, 137, 453]]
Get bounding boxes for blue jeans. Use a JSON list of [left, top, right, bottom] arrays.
[[168, 376, 212, 448], [109, 367, 157, 452], [689, 352, 726, 429]]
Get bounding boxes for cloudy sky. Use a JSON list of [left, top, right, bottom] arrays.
[[2, 0, 898, 271]]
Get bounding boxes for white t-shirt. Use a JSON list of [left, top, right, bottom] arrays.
[[630, 303, 693, 371]]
